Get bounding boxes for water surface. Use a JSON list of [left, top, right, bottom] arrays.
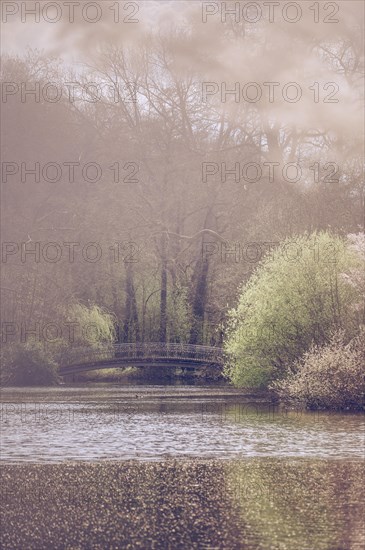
[[1, 385, 364, 462]]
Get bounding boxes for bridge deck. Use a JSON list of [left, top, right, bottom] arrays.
[[59, 342, 224, 376]]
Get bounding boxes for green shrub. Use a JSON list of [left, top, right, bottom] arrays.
[[65, 303, 116, 347], [224, 231, 362, 389], [270, 330, 365, 410], [1, 341, 59, 386]]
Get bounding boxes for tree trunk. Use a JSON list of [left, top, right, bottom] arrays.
[[189, 209, 215, 344], [159, 231, 168, 342], [123, 262, 140, 342]]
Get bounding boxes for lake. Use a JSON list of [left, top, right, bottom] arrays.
[[1, 384, 364, 549]]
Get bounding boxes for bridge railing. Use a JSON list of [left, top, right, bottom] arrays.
[[61, 342, 224, 367]]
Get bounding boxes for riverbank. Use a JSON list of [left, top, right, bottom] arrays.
[[66, 364, 226, 384], [1, 459, 364, 549]]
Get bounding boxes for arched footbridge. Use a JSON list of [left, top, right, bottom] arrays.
[[59, 342, 225, 376]]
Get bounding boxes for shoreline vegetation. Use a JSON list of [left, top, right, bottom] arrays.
[[1, 232, 364, 411], [1, 460, 364, 550]]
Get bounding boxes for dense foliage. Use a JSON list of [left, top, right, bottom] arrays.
[[1, 341, 59, 386], [224, 232, 363, 390], [1, 303, 116, 386]]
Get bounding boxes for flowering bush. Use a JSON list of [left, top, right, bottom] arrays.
[[271, 330, 365, 410]]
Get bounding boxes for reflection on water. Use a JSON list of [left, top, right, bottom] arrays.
[[226, 459, 365, 549], [1, 460, 364, 549], [1, 385, 364, 462]]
